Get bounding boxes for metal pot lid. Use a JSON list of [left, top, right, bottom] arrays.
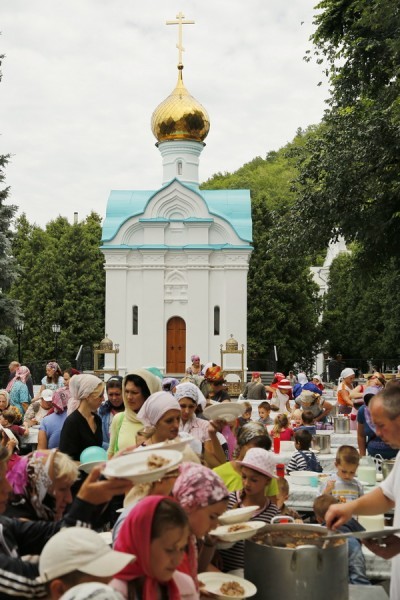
[[322, 526, 400, 541]]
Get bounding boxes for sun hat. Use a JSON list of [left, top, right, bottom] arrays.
[[40, 389, 54, 403], [277, 378, 292, 390], [237, 447, 277, 479], [38, 527, 135, 582], [60, 582, 123, 600], [341, 368, 355, 379], [274, 372, 285, 382]]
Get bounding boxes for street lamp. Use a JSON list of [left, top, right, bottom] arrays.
[[15, 322, 24, 363], [52, 323, 61, 361]]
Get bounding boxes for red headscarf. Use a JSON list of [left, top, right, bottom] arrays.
[[113, 495, 181, 600]]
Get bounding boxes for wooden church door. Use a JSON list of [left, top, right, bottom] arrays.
[[166, 317, 186, 373]]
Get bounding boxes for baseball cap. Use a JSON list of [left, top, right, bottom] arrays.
[[38, 527, 135, 582], [40, 389, 54, 403], [60, 582, 123, 600], [237, 447, 277, 479]]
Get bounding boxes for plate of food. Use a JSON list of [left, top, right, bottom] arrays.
[[203, 402, 245, 422], [198, 572, 257, 599], [78, 460, 106, 474], [102, 449, 182, 483], [210, 520, 266, 543], [133, 435, 194, 453], [218, 506, 259, 525]]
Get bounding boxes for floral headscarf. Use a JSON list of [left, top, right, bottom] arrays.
[[172, 462, 228, 512], [46, 361, 61, 372], [52, 387, 71, 414], [6, 366, 31, 392], [114, 496, 182, 600]]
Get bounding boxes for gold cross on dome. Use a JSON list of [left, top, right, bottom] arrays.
[[166, 11, 195, 66]]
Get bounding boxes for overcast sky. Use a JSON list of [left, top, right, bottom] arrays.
[[0, 0, 328, 226]]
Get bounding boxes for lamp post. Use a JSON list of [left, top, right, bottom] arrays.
[[52, 323, 61, 361], [15, 322, 24, 363]]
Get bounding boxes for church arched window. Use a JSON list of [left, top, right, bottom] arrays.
[[132, 305, 138, 335], [177, 161, 182, 175], [214, 306, 220, 335]]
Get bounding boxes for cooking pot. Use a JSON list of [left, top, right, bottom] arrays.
[[374, 454, 396, 479], [244, 524, 348, 600], [333, 416, 350, 434], [312, 432, 331, 454]]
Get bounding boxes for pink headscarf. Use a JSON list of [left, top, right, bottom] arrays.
[[52, 387, 71, 414], [172, 462, 229, 512], [113, 496, 181, 600], [137, 391, 181, 427], [6, 366, 31, 392]]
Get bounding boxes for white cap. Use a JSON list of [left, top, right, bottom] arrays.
[[38, 527, 135, 582], [340, 368, 355, 379], [40, 389, 54, 402], [60, 582, 124, 600]]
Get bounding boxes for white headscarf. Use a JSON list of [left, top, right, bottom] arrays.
[[297, 372, 308, 385], [122, 369, 162, 424], [174, 382, 206, 408], [137, 391, 181, 427], [67, 374, 103, 415]]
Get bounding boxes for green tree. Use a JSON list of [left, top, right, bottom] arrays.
[[10, 213, 105, 365], [286, 0, 400, 265], [0, 52, 22, 357]]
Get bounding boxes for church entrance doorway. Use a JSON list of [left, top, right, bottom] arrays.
[[166, 316, 186, 373]]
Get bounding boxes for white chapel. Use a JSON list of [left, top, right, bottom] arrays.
[[101, 14, 253, 375]]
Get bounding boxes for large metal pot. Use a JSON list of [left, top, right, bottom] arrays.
[[381, 459, 396, 479], [312, 433, 331, 454], [333, 416, 350, 434], [244, 524, 348, 600]]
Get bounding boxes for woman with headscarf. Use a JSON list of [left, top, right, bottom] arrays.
[[59, 374, 104, 461], [176, 382, 227, 467], [0, 389, 10, 414], [213, 421, 278, 501], [5, 449, 79, 521], [137, 392, 181, 446], [37, 362, 65, 397], [172, 462, 229, 586], [37, 387, 70, 450], [112, 496, 196, 600], [6, 366, 31, 416], [185, 355, 204, 376], [108, 369, 162, 458]]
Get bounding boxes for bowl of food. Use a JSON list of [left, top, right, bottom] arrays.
[[210, 521, 266, 543], [102, 449, 182, 484], [198, 572, 257, 599]]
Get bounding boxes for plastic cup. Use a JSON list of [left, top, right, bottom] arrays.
[[276, 463, 285, 477], [273, 437, 281, 454], [309, 476, 319, 488]]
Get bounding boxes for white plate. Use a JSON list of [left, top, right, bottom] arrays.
[[78, 460, 106, 474], [102, 449, 182, 483], [98, 531, 113, 545], [218, 506, 259, 525], [210, 520, 266, 543], [133, 435, 194, 453], [198, 572, 257, 599], [203, 402, 245, 422]]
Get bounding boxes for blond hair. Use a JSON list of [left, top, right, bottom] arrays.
[[53, 451, 79, 484]]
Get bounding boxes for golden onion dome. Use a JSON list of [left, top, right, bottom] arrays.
[[151, 66, 210, 143]]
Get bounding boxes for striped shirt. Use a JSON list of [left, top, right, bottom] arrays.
[[219, 491, 279, 572], [286, 450, 322, 474]]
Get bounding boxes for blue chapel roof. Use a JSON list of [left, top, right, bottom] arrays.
[[101, 180, 252, 244]]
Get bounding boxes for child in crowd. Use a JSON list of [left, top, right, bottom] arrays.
[[271, 414, 294, 441], [218, 448, 279, 573], [286, 430, 322, 474], [313, 495, 370, 586], [276, 477, 302, 521], [293, 409, 317, 436], [0, 409, 27, 438], [258, 401, 273, 426], [320, 445, 363, 502], [291, 408, 302, 428], [237, 401, 253, 428]]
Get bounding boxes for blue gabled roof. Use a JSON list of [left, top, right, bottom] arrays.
[[102, 179, 252, 243]]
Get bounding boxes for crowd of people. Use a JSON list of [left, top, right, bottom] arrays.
[[0, 358, 398, 599]]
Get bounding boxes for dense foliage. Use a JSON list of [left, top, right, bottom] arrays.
[[286, 0, 400, 266], [10, 213, 105, 364]]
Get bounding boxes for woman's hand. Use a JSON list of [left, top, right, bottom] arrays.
[[77, 465, 132, 505]]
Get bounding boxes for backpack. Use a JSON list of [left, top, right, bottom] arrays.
[[299, 450, 323, 473]]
